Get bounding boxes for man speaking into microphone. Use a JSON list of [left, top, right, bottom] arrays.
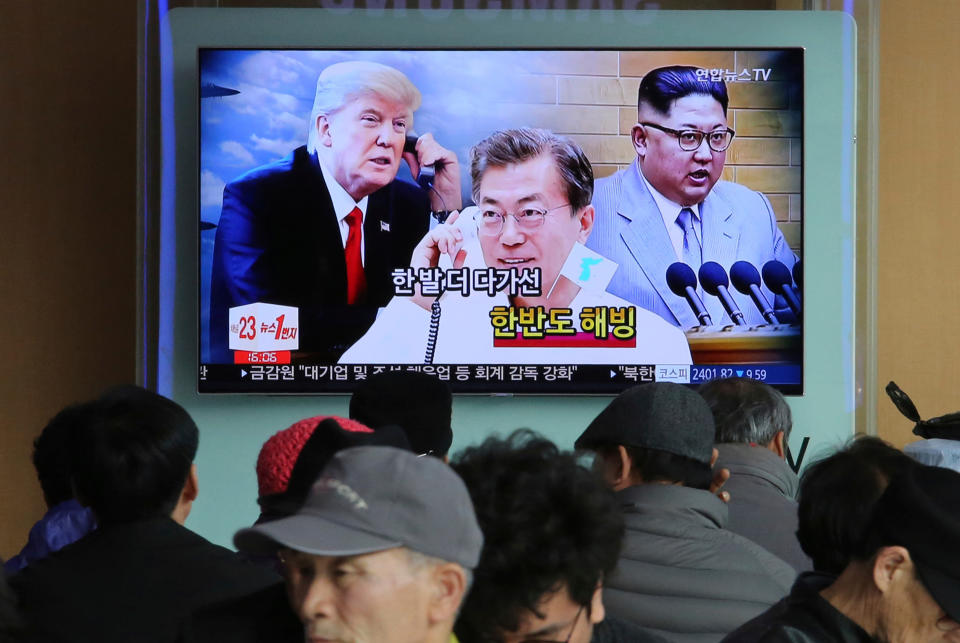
[[209, 61, 462, 363], [587, 66, 798, 329], [340, 128, 690, 366]]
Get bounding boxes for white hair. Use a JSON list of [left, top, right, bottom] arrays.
[[405, 548, 474, 597], [306, 61, 421, 153]]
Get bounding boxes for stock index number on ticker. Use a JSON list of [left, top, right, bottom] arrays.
[[692, 367, 768, 382]]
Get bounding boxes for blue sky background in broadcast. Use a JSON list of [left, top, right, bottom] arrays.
[[198, 49, 550, 225], [199, 49, 550, 357]]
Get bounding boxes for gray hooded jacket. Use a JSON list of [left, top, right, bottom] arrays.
[[604, 484, 796, 643]]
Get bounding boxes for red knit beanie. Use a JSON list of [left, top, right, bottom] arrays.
[[256, 415, 372, 498]]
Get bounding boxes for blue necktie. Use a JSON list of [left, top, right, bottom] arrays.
[[677, 207, 702, 269]]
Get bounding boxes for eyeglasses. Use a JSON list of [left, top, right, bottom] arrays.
[[474, 204, 571, 237], [520, 605, 584, 643], [641, 122, 735, 152]]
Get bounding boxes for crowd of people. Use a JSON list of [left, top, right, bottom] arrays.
[[2, 373, 960, 643]]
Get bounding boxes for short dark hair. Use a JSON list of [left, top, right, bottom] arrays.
[[470, 127, 594, 213], [797, 436, 914, 574], [699, 377, 792, 446], [70, 385, 199, 524], [451, 430, 624, 642], [349, 371, 452, 457], [603, 444, 714, 490], [637, 65, 729, 116], [33, 403, 94, 507]]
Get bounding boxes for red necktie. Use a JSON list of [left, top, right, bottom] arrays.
[[344, 207, 367, 305]]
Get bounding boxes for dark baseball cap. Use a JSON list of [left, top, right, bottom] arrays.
[[872, 464, 960, 621], [575, 382, 715, 464], [235, 446, 483, 569], [350, 371, 453, 456]]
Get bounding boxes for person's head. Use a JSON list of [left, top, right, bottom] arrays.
[[307, 61, 421, 201], [470, 128, 595, 293], [33, 403, 95, 508], [699, 377, 793, 457], [256, 415, 411, 523], [70, 385, 199, 525], [823, 465, 960, 642], [797, 436, 915, 575], [235, 446, 483, 643], [350, 371, 453, 458], [451, 430, 624, 643], [576, 382, 716, 492], [632, 66, 731, 207]]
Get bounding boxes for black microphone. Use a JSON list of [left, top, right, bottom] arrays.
[[730, 261, 779, 325], [792, 260, 803, 291], [698, 262, 747, 326], [666, 262, 712, 327], [762, 260, 802, 318]]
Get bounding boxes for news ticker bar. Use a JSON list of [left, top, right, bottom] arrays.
[[198, 363, 802, 394]]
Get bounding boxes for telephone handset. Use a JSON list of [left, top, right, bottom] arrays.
[[404, 133, 437, 192]]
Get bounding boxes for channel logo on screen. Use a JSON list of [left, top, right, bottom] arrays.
[[228, 302, 299, 352]]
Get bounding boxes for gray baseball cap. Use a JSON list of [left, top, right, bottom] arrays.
[[234, 446, 483, 568], [575, 382, 715, 463]]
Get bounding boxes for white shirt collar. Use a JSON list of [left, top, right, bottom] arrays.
[[636, 161, 701, 228], [317, 153, 368, 222]]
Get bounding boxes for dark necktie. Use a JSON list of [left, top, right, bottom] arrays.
[[344, 207, 366, 305]]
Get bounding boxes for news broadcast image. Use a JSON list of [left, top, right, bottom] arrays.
[[198, 49, 803, 394]]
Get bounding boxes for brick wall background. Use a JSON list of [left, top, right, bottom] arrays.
[[503, 49, 802, 253]]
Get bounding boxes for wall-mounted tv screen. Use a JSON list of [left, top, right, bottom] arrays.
[[198, 47, 803, 394]]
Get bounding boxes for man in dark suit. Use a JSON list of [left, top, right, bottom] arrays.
[[209, 60, 463, 363], [10, 386, 278, 643], [451, 431, 670, 643]]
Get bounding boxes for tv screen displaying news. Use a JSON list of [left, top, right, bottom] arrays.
[[198, 48, 803, 394]]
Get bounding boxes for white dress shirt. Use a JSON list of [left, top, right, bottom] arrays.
[[318, 156, 369, 266], [636, 163, 703, 262]]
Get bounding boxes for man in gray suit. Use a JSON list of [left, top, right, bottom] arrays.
[[587, 66, 798, 329]]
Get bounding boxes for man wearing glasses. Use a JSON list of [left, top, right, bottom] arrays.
[[451, 431, 669, 643], [339, 127, 690, 365], [587, 66, 798, 329]]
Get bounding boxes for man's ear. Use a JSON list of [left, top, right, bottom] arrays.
[[767, 431, 786, 459], [427, 563, 468, 625], [594, 446, 633, 491], [171, 464, 199, 525], [316, 114, 333, 148], [873, 545, 911, 594], [577, 205, 595, 243], [631, 123, 648, 159], [606, 445, 636, 492], [587, 583, 606, 626]]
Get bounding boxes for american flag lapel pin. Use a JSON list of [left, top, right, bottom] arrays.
[[380, 220, 390, 232]]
